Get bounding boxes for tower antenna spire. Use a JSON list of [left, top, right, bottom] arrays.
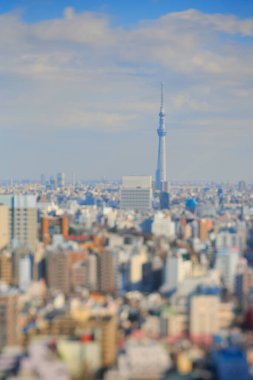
[[160, 81, 164, 110]]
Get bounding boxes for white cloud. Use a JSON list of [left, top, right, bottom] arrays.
[[32, 11, 118, 46]]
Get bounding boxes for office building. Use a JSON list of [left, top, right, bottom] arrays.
[[57, 172, 65, 188], [120, 176, 152, 212], [48, 176, 56, 190], [0, 291, 19, 349], [0, 251, 12, 285], [160, 191, 170, 210], [71, 172, 77, 188], [199, 219, 212, 242], [12, 247, 32, 287], [0, 204, 9, 249], [190, 295, 220, 344], [216, 248, 240, 291], [87, 253, 99, 291], [130, 248, 148, 290], [41, 216, 50, 246], [47, 250, 71, 295], [152, 211, 175, 239], [238, 180, 247, 192], [72, 261, 88, 288], [163, 252, 192, 291], [0, 195, 37, 251], [40, 173, 46, 185], [13, 195, 37, 251], [98, 250, 116, 293], [18, 252, 33, 291]]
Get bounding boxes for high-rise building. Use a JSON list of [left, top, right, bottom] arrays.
[[57, 172, 65, 188], [98, 250, 116, 293], [49, 176, 56, 190], [216, 248, 240, 291], [87, 253, 99, 291], [0, 251, 12, 285], [152, 212, 175, 239], [0, 291, 19, 349], [130, 248, 147, 290], [160, 191, 170, 210], [0, 195, 37, 251], [238, 180, 247, 192], [72, 172, 77, 188], [12, 247, 33, 288], [190, 295, 220, 345], [217, 187, 223, 207], [72, 261, 88, 289], [18, 252, 33, 291], [41, 216, 50, 246], [61, 215, 69, 237], [120, 176, 152, 212], [155, 83, 167, 191], [40, 173, 46, 185], [46, 250, 71, 295], [199, 219, 213, 242], [163, 252, 192, 291], [0, 204, 9, 249]]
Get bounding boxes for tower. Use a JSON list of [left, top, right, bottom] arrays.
[[155, 83, 167, 191]]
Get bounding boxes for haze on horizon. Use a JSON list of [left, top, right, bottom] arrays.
[[0, 0, 253, 182]]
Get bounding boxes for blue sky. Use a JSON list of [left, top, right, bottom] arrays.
[[0, 0, 253, 181], [1, 0, 253, 23]]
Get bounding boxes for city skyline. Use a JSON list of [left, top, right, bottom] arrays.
[[0, 0, 253, 181]]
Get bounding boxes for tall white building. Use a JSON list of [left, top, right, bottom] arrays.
[[216, 248, 240, 291], [163, 251, 192, 291], [152, 212, 175, 239], [19, 253, 33, 291], [0, 195, 37, 250], [120, 176, 152, 212], [130, 248, 148, 285], [190, 295, 220, 342]]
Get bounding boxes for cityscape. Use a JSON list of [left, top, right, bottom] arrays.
[[1, 1, 253, 380]]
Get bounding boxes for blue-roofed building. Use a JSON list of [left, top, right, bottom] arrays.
[[210, 347, 250, 380], [185, 198, 197, 214]]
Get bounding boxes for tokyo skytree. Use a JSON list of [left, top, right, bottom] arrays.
[[155, 83, 167, 191]]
